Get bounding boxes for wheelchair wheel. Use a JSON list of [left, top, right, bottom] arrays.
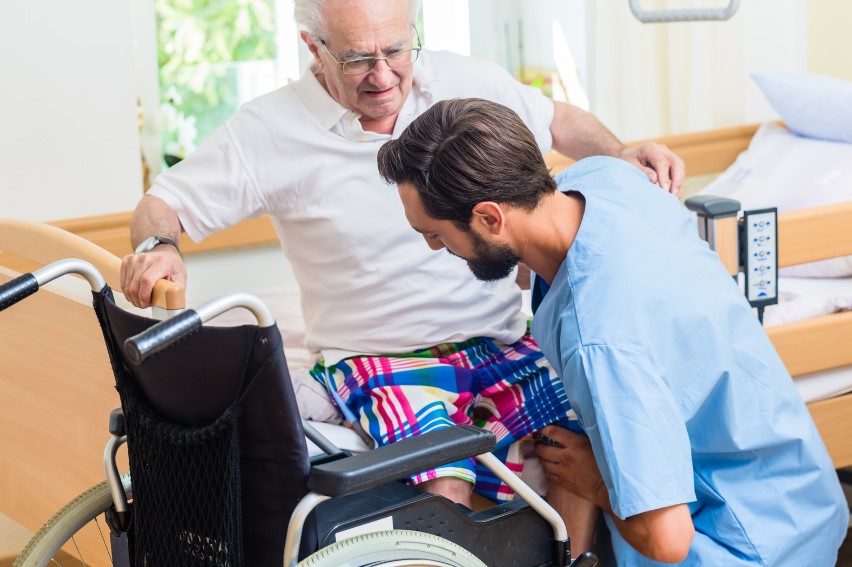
[[13, 473, 132, 567], [297, 529, 487, 567]]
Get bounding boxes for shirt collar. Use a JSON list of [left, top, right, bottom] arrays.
[[290, 51, 439, 133], [412, 51, 438, 99], [291, 65, 350, 131]]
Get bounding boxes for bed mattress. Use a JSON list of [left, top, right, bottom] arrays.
[[768, 276, 852, 403]]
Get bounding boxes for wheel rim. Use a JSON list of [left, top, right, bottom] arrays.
[[13, 474, 132, 567]]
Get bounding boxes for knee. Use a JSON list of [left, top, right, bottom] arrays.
[[419, 476, 474, 507]]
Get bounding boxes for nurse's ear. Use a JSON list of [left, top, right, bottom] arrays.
[[470, 201, 507, 237]]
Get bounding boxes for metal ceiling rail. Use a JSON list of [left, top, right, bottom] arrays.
[[629, 0, 741, 23]]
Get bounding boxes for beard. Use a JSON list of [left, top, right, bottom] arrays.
[[453, 230, 519, 282]]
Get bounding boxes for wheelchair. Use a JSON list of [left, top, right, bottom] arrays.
[[1, 258, 598, 567]]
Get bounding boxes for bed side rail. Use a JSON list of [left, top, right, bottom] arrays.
[[0, 217, 185, 312]]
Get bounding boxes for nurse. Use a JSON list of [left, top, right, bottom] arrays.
[[377, 97, 849, 566]]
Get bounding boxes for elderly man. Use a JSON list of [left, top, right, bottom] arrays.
[[121, 0, 682, 532], [377, 97, 849, 566]]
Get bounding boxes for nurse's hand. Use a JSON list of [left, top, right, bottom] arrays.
[[534, 425, 608, 509], [536, 426, 695, 563]]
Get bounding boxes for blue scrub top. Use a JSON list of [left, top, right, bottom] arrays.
[[531, 157, 848, 566]]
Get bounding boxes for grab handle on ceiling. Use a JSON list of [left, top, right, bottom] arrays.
[[629, 0, 741, 23]]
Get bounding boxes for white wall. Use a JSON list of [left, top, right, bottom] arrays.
[[808, 1, 852, 82], [0, 0, 143, 222], [589, 0, 808, 141]]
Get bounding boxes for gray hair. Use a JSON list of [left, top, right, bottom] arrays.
[[294, 0, 421, 39]]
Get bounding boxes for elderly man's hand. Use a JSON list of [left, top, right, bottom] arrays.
[[120, 248, 187, 309], [620, 142, 686, 197], [534, 425, 609, 511]]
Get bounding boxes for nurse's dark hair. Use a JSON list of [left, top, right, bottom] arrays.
[[377, 98, 557, 229]]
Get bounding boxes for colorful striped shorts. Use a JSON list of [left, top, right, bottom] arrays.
[[310, 331, 576, 502]]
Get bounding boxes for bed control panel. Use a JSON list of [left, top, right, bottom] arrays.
[[742, 208, 779, 309]]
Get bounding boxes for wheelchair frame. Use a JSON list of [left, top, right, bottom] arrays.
[[2, 258, 597, 567]]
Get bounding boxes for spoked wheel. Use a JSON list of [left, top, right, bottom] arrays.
[[13, 473, 132, 567], [297, 529, 487, 567], [15, 484, 486, 567]]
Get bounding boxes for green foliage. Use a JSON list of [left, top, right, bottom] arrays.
[[156, 0, 276, 159]]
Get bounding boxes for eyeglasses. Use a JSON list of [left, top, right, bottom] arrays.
[[320, 27, 422, 75]]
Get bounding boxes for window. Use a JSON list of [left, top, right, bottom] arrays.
[[155, 0, 299, 163], [149, 0, 587, 167]]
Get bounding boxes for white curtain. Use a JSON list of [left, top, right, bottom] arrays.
[[588, 0, 808, 141]]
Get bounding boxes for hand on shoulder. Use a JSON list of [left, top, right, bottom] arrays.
[[619, 142, 686, 196]]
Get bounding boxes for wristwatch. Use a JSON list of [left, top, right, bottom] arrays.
[[135, 235, 179, 254]]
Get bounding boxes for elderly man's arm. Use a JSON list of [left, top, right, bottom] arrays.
[[549, 101, 686, 196], [120, 195, 188, 308], [535, 425, 695, 564]]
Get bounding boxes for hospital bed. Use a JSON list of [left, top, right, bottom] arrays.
[[681, 125, 852, 470]]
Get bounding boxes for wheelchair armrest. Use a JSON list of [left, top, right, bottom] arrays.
[[307, 425, 496, 496]]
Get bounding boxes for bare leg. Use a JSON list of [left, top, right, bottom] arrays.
[[419, 476, 474, 509], [547, 482, 599, 559]]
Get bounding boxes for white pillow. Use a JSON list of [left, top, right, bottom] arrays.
[[699, 123, 852, 277], [752, 71, 852, 144]]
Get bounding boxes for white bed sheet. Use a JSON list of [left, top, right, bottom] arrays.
[[766, 276, 852, 403]]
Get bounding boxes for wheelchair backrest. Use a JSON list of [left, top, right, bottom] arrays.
[[95, 286, 310, 566]]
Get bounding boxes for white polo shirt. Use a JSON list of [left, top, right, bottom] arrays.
[[148, 49, 555, 365]]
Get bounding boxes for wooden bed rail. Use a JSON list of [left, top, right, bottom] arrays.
[[778, 202, 852, 267], [0, 217, 185, 309], [543, 123, 760, 177], [807, 395, 852, 470], [766, 201, 852, 470], [0, 219, 186, 557], [767, 311, 852, 377]]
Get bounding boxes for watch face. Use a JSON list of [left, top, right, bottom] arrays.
[[135, 236, 156, 254], [135, 236, 175, 254]]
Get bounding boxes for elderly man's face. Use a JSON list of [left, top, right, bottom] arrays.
[[315, 0, 414, 131]]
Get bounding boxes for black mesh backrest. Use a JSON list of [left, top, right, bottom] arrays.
[[93, 287, 310, 566]]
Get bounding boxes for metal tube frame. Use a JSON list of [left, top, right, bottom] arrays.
[[193, 292, 276, 328], [104, 435, 129, 513], [33, 258, 106, 292], [630, 0, 741, 23]]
